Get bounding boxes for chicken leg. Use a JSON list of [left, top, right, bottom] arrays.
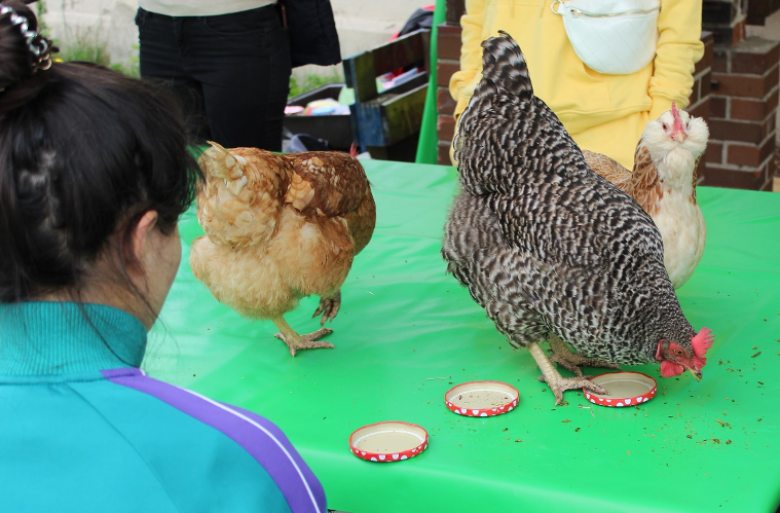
[[272, 317, 334, 357], [547, 334, 621, 376], [312, 290, 341, 326], [528, 342, 608, 405]]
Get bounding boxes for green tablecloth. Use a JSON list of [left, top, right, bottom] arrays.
[[147, 159, 780, 513]]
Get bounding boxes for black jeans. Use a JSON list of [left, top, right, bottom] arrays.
[[136, 6, 291, 151]]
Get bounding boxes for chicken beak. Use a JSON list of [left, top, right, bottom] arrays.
[[672, 131, 687, 143], [688, 367, 703, 382]]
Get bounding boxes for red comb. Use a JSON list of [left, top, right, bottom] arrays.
[[670, 101, 685, 134], [692, 327, 714, 368]]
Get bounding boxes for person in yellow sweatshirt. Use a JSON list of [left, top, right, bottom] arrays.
[[450, 0, 704, 169]]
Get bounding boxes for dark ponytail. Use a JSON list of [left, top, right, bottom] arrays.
[[0, 1, 202, 303]]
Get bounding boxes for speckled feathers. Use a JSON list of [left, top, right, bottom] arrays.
[[443, 33, 697, 365]]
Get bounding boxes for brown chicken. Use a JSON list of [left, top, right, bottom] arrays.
[[190, 143, 376, 356], [583, 103, 709, 288]]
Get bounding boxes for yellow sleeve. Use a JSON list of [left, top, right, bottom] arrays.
[[648, 0, 705, 119], [449, 0, 485, 119]]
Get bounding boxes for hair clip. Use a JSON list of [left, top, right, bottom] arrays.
[[0, 4, 53, 72]]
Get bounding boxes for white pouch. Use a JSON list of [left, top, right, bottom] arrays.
[[551, 0, 661, 75]]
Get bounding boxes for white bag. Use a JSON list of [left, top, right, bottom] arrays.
[[551, 0, 661, 75]]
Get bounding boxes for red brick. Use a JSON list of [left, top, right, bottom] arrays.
[[699, 70, 712, 100], [437, 114, 456, 142], [695, 35, 714, 76], [732, 38, 780, 75], [767, 152, 778, 178], [713, 49, 729, 73], [437, 87, 456, 115], [437, 23, 463, 36], [688, 97, 711, 122], [437, 30, 462, 61], [710, 96, 727, 118], [768, 87, 780, 113], [732, 20, 746, 46], [710, 118, 763, 143], [437, 140, 452, 165], [689, 78, 700, 105], [731, 97, 771, 120], [445, 0, 465, 25], [705, 164, 766, 190], [706, 141, 724, 165], [748, 0, 780, 25], [726, 136, 775, 167], [437, 60, 460, 88], [712, 67, 779, 98]]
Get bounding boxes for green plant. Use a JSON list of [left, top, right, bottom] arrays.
[[58, 30, 111, 67], [42, 1, 139, 78], [34, 0, 49, 37], [110, 43, 140, 78], [288, 69, 343, 99]]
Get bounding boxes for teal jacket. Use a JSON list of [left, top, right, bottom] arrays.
[[0, 302, 326, 513]]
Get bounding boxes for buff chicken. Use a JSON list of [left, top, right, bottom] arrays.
[[190, 143, 376, 357], [582, 103, 709, 288], [442, 32, 714, 405]]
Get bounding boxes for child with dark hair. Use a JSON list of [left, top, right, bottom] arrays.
[[0, 2, 326, 510]]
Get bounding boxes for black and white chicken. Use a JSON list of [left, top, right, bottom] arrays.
[[442, 32, 714, 405]]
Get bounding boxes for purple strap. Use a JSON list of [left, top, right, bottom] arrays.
[[101, 368, 326, 513]]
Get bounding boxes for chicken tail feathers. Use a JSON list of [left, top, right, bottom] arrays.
[[478, 31, 534, 102]]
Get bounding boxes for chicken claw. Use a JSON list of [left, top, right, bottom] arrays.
[[548, 334, 621, 376], [312, 290, 341, 326], [528, 342, 608, 405], [272, 317, 334, 357]]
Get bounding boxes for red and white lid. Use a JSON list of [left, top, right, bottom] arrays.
[[444, 381, 519, 417], [349, 421, 429, 462], [583, 371, 657, 407]]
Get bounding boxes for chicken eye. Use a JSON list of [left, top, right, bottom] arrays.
[[674, 349, 683, 356], [662, 123, 668, 131]]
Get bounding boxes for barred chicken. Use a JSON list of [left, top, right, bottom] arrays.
[[583, 104, 709, 288], [442, 32, 713, 405], [190, 143, 375, 357]]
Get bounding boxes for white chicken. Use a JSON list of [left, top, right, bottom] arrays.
[[583, 103, 709, 288]]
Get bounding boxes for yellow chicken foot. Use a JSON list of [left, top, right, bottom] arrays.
[[272, 317, 334, 357], [547, 334, 621, 377], [312, 290, 341, 326], [528, 342, 608, 405]]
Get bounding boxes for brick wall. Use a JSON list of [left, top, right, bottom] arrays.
[[435, 21, 462, 165], [707, 37, 780, 190], [703, 0, 780, 190]]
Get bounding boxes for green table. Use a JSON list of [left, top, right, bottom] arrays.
[[147, 160, 780, 513]]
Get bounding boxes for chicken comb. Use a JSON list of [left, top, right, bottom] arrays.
[[691, 327, 714, 367], [671, 101, 684, 133]]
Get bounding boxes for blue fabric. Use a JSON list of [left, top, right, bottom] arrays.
[[0, 302, 321, 513], [0, 302, 145, 375]]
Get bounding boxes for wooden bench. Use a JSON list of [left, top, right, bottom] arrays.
[[342, 29, 431, 161]]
